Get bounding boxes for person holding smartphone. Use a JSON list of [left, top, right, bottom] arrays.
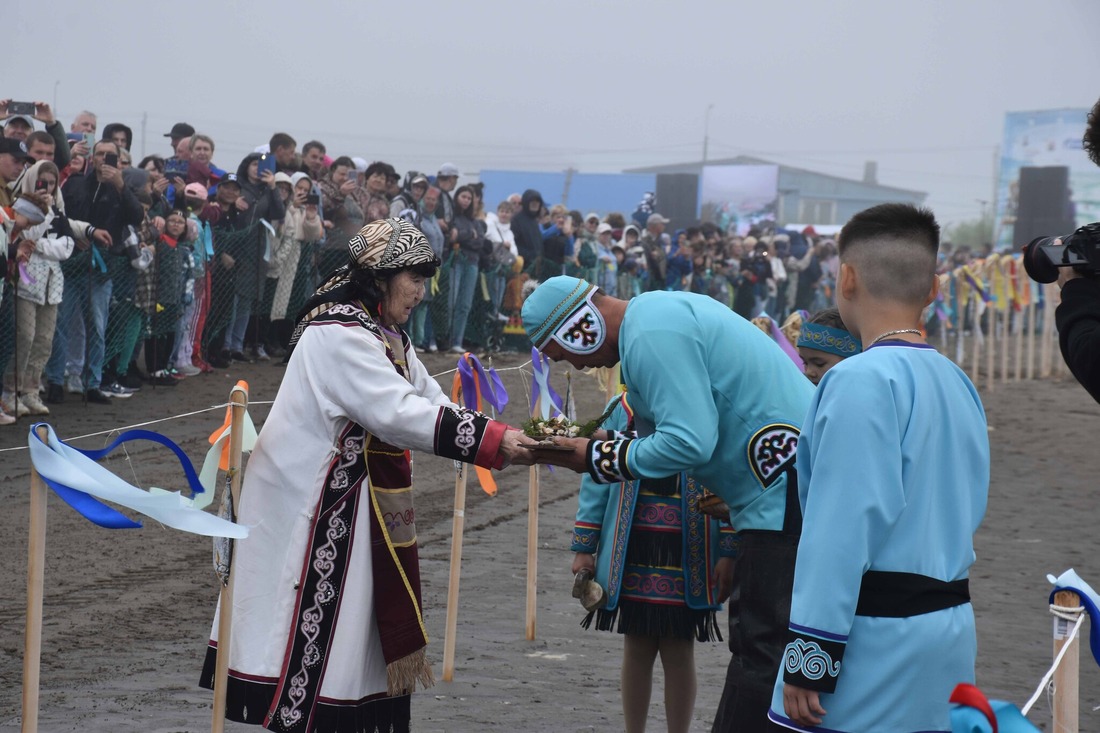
[[56, 140, 145, 403]]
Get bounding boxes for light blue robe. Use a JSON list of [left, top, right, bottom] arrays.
[[767, 342, 990, 733], [605, 292, 814, 533]]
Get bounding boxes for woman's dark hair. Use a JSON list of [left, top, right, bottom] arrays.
[[364, 161, 396, 179], [807, 306, 849, 332], [453, 185, 476, 218], [331, 156, 355, 171], [138, 155, 165, 173], [345, 262, 439, 313], [606, 212, 626, 229]]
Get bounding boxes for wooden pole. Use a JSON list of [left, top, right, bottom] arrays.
[[441, 462, 468, 682], [970, 299, 982, 386], [22, 425, 49, 733], [1052, 590, 1082, 733], [990, 301, 998, 391], [1026, 295, 1037, 380], [212, 385, 248, 733], [1040, 283, 1057, 378], [1000, 307, 1009, 384], [525, 394, 541, 641]]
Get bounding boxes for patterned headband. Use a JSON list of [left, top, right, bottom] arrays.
[[797, 323, 861, 358], [529, 281, 607, 356]]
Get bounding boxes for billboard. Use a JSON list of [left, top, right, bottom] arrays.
[[994, 109, 1100, 250], [699, 164, 779, 235]]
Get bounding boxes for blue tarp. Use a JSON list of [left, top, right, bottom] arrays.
[[477, 170, 657, 216]]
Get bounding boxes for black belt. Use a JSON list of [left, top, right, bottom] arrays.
[[855, 570, 970, 618]]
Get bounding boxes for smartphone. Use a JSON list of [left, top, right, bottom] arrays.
[[35, 178, 48, 192], [83, 132, 95, 150], [257, 153, 277, 177], [305, 193, 320, 206], [8, 101, 35, 116], [104, 152, 119, 167]]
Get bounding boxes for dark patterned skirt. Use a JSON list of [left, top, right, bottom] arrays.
[[583, 477, 720, 642]]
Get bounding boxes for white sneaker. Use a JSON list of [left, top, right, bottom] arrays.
[[0, 408, 14, 425], [449, 345, 465, 354], [20, 393, 50, 416], [175, 363, 202, 377], [65, 374, 84, 394], [1, 392, 30, 417]]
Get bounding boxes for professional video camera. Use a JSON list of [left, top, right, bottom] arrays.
[[1023, 100, 1100, 284], [1021, 223, 1100, 283]]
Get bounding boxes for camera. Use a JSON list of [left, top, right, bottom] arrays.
[[8, 101, 35, 116], [1022, 222, 1100, 283]]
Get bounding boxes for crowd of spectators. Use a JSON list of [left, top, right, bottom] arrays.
[[0, 101, 925, 426]]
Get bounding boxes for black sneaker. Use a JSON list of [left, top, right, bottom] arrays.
[[119, 372, 144, 390], [209, 354, 232, 369], [45, 383, 65, 404], [230, 350, 252, 363], [84, 389, 112, 404]]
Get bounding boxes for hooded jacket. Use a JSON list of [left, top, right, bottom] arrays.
[[100, 123, 134, 151], [235, 153, 286, 225], [511, 189, 544, 268]]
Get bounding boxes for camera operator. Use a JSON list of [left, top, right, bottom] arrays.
[[1054, 97, 1100, 403]]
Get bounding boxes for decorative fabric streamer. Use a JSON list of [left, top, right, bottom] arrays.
[[950, 682, 1039, 733], [90, 244, 108, 273], [27, 423, 247, 538], [763, 314, 803, 370], [18, 262, 36, 285], [530, 346, 565, 421], [453, 352, 509, 496]]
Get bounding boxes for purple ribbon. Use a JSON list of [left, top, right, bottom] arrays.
[[456, 352, 509, 414], [18, 262, 37, 285], [530, 347, 565, 419], [767, 317, 804, 371]]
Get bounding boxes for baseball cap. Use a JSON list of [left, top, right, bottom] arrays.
[[351, 156, 368, 172], [438, 162, 459, 177], [4, 115, 33, 129], [597, 223, 614, 235], [165, 122, 195, 139], [219, 173, 240, 187], [183, 182, 208, 199], [0, 138, 29, 159], [647, 213, 670, 225], [585, 212, 601, 223], [410, 173, 429, 186]]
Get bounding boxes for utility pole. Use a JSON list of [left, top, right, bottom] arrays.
[[702, 103, 715, 168], [562, 166, 576, 208]]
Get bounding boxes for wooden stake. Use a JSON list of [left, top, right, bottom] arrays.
[[525, 394, 541, 641], [441, 462, 468, 682], [970, 299, 982, 386], [212, 385, 249, 733], [1040, 283, 1057, 378], [1026, 296, 1036, 380], [990, 305, 998, 391], [1052, 590, 1081, 733], [22, 425, 49, 733]]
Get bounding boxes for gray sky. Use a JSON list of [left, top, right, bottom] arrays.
[[9, 0, 1100, 225]]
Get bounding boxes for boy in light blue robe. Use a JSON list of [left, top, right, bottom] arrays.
[[519, 276, 813, 732], [769, 203, 989, 733]]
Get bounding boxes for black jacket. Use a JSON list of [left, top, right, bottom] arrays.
[[511, 189, 544, 267], [235, 154, 286, 225], [1055, 277, 1100, 403], [61, 172, 145, 255]]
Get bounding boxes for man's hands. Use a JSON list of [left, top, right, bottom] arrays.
[[498, 428, 541, 467], [91, 228, 112, 248], [33, 102, 55, 126], [100, 164, 124, 192], [783, 684, 827, 728], [220, 253, 235, 269], [711, 556, 734, 603], [235, 197, 250, 211], [1051, 238, 1083, 289], [572, 552, 595, 575]]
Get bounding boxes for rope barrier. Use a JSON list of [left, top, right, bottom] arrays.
[[1021, 604, 1086, 717]]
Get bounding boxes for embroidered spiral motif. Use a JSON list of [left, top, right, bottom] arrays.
[[783, 638, 840, 681], [454, 410, 477, 457]]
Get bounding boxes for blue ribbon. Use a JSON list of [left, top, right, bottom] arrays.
[[456, 353, 509, 414], [90, 244, 108, 273], [30, 424, 212, 531], [530, 347, 565, 420]]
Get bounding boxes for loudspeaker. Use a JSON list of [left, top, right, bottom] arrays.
[[655, 174, 699, 231], [1015, 166, 1075, 244]]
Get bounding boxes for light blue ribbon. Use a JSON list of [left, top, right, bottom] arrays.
[[27, 423, 247, 538], [530, 347, 564, 420]]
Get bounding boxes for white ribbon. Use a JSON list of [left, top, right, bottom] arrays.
[[29, 424, 248, 538]]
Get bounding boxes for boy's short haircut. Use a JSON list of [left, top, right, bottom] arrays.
[[838, 203, 939, 306], [269, 132, 296, 151]]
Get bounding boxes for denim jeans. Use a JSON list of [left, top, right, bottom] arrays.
[[226, 294, 252, 353], [46, 275, 110, 390], [410, 301, 434, 347], [448, 257, 479, 348], [488, 272, 506, 314]]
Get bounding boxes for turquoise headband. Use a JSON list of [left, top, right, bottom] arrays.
[[797, 323, 861, 358], [522, 276, 607, 355]]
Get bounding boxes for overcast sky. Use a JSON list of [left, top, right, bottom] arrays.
[[8, 0, 1100, 225]]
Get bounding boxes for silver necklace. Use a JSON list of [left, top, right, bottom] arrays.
[[868, 328, 923, 347]]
